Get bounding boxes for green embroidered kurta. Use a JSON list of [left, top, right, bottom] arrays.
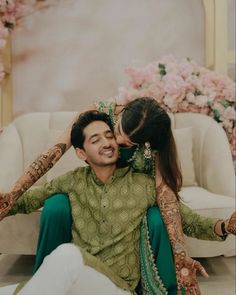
[[9, 166, 156, 291]]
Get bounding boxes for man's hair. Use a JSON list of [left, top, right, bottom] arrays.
[[71, 110, 113, 149]]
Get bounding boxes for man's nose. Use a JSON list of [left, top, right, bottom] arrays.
[[102, 137, 112, 146]]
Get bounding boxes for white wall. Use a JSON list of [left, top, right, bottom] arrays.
[[11, 0, 234, 117]]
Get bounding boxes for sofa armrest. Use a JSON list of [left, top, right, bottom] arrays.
[[200, 122, 235, 199], [0, 124, 23, 192]]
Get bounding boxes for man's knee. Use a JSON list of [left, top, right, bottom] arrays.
[[42, 193, 71, 221], [45, 243, 82, 266]]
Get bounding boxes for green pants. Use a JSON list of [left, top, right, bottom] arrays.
[[34, 194, 180, 294], [33, 194, 72, 273], [146, 207, 180, 295]]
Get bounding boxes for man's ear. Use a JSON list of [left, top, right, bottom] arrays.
[[75, 147, 87, 161]]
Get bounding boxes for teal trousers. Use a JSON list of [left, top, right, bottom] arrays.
[[34, 194, 180, 294], [146, 207, 180, 295]]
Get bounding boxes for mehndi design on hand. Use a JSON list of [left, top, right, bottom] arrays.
[[175, 252, 208, 295], [0, 143, 66, 221], [156, 180, 205, 294], [226, 212, 236, 235]]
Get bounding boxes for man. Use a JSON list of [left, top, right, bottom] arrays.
[[1, 111, 206, 295]]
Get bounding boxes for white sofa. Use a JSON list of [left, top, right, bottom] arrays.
[[0, 111, 235, 257]]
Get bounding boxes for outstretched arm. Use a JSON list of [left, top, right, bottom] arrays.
[[155, 157, 207, 295], [0, 105, 95, 220], [180, 202, 236, 240]]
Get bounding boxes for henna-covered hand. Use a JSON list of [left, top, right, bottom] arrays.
[[155, 155, 205, 294], [226, 212, 236, 235], [0, 192, 16, 221], [0, 143, 66, 221], [175, 251, 208, 295]]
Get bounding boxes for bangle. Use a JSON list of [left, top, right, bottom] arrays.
[[221, 221, 228, 237]]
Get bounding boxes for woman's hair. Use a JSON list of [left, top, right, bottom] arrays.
[[121, 97, 182, 199]]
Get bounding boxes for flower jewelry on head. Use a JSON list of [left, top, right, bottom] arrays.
[[144, 142, 152, 159]]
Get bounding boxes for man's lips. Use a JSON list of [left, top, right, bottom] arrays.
[[100, 148, 116, 157]]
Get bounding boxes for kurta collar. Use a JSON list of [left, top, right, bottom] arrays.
[[89, 166, 130, 186]]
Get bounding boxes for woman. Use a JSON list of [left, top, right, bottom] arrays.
[[0, 97, 235, 295]]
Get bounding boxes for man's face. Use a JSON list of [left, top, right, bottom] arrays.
[[77, 121, 119, 167]]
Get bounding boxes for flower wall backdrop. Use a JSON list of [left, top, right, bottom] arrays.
[[0, 0, 57, 79], [0, 0, 31, 79], [116, 56, 236, 168]]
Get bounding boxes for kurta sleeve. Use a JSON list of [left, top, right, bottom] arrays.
[[8, 171, 73, 215], [179, 201, 224, 241]]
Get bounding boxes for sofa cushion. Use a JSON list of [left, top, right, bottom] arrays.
[[173, 127, 197, 186], [180, 186, 235, 218]]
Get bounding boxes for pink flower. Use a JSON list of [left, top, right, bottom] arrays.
[[223, 106, 236, 120], [200, 107, 210, 115], [195, 95, 208, 107], [185, 75, 203, 93], [147, 82, 165, 102], [178, 60, 196, 79], [0, 0, 16, 12], [117, 55, 235, 170], [222, 119, 233, 130], [116, 86, 133, 105], [212, 102, 225, 115], [187, 104, 202, 113], [223, 83, 236, 102], [186, 92, 196, 103], [178, 101, 189, 112], [163, 73, 186, 103], [163, 95, 179, 110], [125, 66, 155, 89]]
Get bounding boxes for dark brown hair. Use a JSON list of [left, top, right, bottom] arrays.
[[71, 111, 113, 149], [121, 97, 182, 199]]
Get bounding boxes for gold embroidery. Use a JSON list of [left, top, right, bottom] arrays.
[[156, 181, 202, 293]]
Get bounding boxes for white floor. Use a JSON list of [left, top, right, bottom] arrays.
[[0, 255, 235, 294]]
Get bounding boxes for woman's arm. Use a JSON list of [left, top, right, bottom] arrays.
[[0, 105, 95, 220], [154, 156, 207, 295], [180, 202, 236, 240]]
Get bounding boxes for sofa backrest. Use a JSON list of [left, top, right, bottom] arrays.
[[173, 113, 235, 198], [0, 112, 234, 198]]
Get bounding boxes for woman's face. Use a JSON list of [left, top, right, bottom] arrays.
[[114, 115, 135, 147]]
